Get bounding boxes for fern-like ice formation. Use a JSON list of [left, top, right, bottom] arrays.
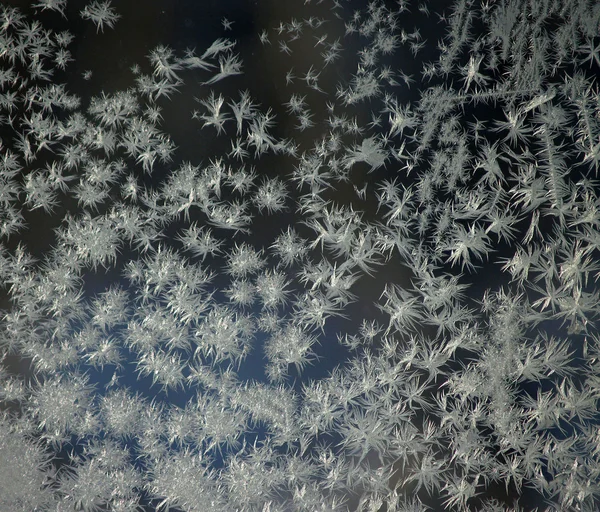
[[1, 0, 600, 510]]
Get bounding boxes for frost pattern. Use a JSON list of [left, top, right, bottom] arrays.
[[1, 0, 600, 511]]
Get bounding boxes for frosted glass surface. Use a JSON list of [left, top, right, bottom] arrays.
[[1, 1, 600, 510]]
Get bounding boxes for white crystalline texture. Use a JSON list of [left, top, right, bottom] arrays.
[[1, 0, 600, 511]]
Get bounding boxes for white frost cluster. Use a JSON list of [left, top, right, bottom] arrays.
[[1, 0, 600, 511]]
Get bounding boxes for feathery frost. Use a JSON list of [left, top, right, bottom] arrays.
[[2, 0, 600, 511]]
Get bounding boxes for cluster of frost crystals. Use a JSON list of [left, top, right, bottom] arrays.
[[2, 0, 600, 510]]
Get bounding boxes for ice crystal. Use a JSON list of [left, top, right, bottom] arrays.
[[2, 0, 600, 511]]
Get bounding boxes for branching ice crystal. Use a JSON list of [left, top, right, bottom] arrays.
[[1, 0, 600, 511]]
